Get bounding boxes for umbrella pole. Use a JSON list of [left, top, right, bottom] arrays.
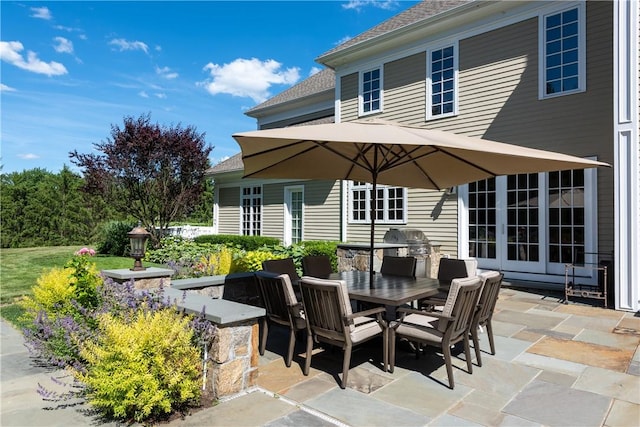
[[369, 150, 378, 287]]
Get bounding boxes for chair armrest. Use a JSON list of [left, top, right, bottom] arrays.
[[396, 307, 454, 321], [346, 306, 385, 319]]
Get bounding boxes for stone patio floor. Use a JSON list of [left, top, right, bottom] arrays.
[[2, 287, 639, 426], [180, 287, 640, 427]]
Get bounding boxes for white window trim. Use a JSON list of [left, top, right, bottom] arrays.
[[426, 41, 459, 121], [348, 181, 407, 225], [283, 185, 304, 246], [239, 185, 262, 236], [538, 2, 586, 100], [358, 66, 384, 116]]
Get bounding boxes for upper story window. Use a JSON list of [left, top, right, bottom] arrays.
[[360, 68, 382, 115], [350, 181, 406, 224], [427, 44, 458, 120], [540, 4, 585, 98], [241, 186, 261, 236]]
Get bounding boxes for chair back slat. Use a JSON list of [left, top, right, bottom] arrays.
[[255, 271, 297, 326], [300, 277, 349, 342], [475, 271, 503, 325], [380, 256, 417, 277], [437, 258, 471, 282], [262, 258, 300, 283], [447, 277, 483, 339], [302, 255, 333, 278]]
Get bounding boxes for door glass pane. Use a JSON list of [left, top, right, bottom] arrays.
[[468, 178, 496, 259], [548, 169, 585, 265], [290, 190, 303, 244], [507, 173, 540, 261]]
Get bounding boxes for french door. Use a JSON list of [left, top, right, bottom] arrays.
[[465, 168, 595, 279]]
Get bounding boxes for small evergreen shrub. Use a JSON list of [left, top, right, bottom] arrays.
[[20, 251, 102, 366], [297, 240, 340, 271], [96, 221, 135, 256], [194, 234, 279, 251], [231, 250, 284, 273], [77, 308, 202, 423], [146, 236, 219, 265]]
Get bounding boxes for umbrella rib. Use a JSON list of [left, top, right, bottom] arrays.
[[312, 141, 377, 177], [242, 140, 319, 178]]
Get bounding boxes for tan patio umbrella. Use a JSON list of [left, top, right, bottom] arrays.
[[233, 118, 608, 281]]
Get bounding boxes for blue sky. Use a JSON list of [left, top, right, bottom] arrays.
[[1, 1, 419, 174]]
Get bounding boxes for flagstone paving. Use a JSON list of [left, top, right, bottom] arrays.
[[3, 286, 639, 427]]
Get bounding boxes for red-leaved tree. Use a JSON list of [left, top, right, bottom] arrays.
[[70, 113, 213, 245]]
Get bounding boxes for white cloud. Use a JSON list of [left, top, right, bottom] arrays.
[[155, 65, 178, 79], [53, 37, 74, 54], [309, 67, 322, 76], [335, 35, 353, 46], [30, 6, 52, 20], [154, 93, 167, 99], [108, 38, 149, 54], [18, 153, 40, 160], [1, 83, 16, 92], [200, 58, 300, 103], [0, 41, 68, 76], [139, 91, 149, 98], [342, 0, 398, 11]]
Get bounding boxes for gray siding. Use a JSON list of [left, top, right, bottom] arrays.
[[338, 1, 614, 257], [340, 73, 359, 122], [217, 187, 240, 234], [302, 180, 342, 241], [383, 52, 427, 125]]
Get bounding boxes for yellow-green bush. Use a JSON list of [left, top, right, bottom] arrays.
[[194, 247, 233, 275], [77, 307, 201, 422], [231, 250, 284, 273], [20, 267, 77, 321]]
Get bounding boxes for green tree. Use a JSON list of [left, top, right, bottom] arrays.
[[0, 167, 115, 248], [70, 113, 213, 246]]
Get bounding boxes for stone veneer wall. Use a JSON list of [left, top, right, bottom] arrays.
[[208, 321, 260, 398]]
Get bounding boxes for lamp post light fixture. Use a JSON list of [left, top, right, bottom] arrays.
[[128, 223, 151, 271]]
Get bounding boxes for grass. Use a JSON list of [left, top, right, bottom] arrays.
[[0, 246, 165, 326]]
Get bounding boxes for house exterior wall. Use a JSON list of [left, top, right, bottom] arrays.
[[216, 180, 341, 242], [338, 0, 614, 261], [217, 186, 240, 234]]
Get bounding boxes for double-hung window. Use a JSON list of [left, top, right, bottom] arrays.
[[350, 181, 406, 223], [241, 186, 261, 236], [360, 68, 382, 115], [540, 4, 585, 98], [427, 44, 457, 119]]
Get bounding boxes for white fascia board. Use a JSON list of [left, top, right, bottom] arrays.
[[330, 1, 550, 77], [319, 1, 537, 70], [248, 90, 334, 119], [256, 97, 335, 129]]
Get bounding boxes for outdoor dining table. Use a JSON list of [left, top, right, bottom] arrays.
[[327, 270, 446, 321]]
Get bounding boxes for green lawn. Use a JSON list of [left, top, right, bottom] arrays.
[[0, 246, 165, 325]]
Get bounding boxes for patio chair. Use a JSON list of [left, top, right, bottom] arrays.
[[262, 258, 301, 284], [299, 276, 389, 389], [255, 271, 306, 367], [389, 276, 482, 389], [380, 255, 417, 277], [419, 257, 477, 309], [471, 271, 503, 366], [302, 255, 333, 278]]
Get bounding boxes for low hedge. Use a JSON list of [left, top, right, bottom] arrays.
[[194, 234, 279, 251]]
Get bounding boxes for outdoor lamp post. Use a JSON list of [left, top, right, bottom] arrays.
[[128, 224, 151, 271]]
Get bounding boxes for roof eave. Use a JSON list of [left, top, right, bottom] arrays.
[[245, 89, 335, 119], [317, 1, 494, 68]]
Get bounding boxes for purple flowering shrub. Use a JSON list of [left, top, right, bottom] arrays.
[[20, 249, 218, 423]]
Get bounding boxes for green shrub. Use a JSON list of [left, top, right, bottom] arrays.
[[146, 236, 219, 264], [77, 308, 201, 422], [297, 240, 340, 271], [231, 250, 285, 273], [96, 221, 135, 256], [20, 252, 102, 366], [194, 234, 279, 251]]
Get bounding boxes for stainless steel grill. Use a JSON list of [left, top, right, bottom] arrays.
[[383, 228, 431, 255]]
